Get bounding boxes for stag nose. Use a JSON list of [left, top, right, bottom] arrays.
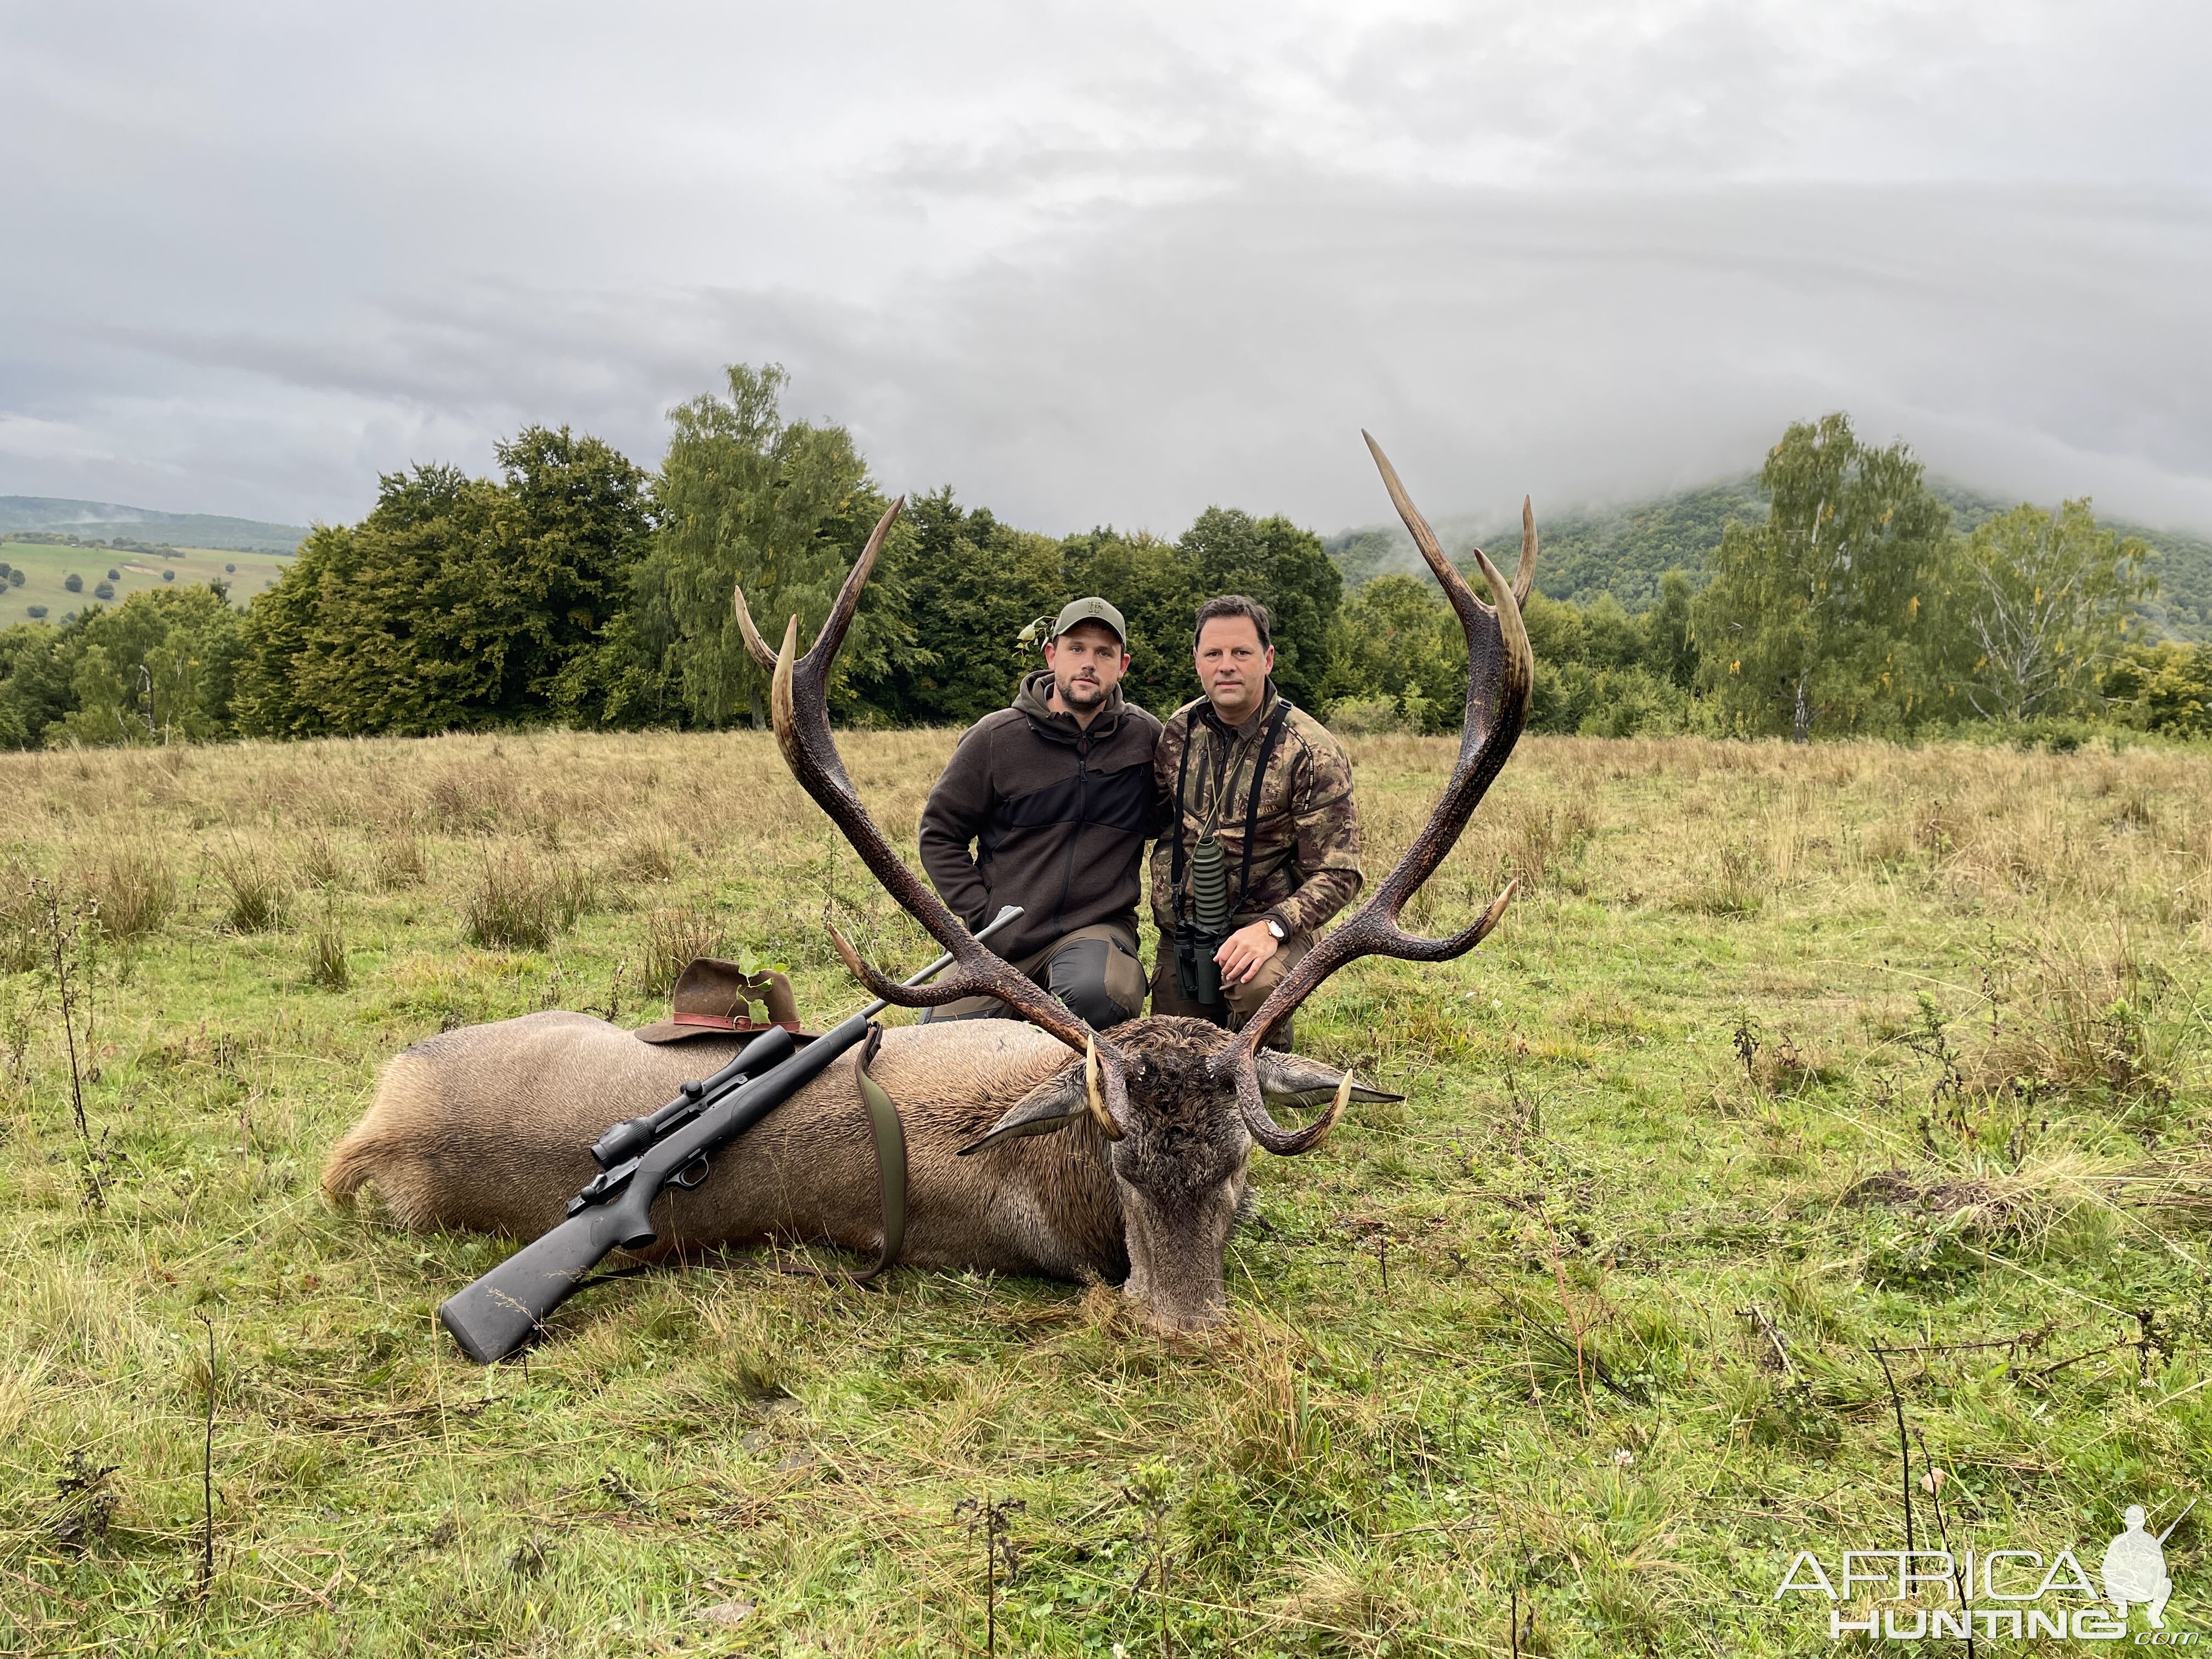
[[1130, 1291, 1229, 1336]]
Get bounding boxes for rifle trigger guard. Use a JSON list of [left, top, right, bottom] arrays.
[[669, 1152, 712, 1190]]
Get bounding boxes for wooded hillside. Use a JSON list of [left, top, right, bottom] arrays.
[[3, 370, 2208, 749]]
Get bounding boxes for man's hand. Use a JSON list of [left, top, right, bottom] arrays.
[[1214, 920, 1280, 986]]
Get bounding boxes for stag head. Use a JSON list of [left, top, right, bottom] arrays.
[[953, 1017, 1402, 1329], [735, 434, 1534, 1333]]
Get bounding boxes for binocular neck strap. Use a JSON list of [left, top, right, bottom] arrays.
[[1170, 699, 1294, 921], [1170, 720, 1197, 900], [1238, 702, 1293, 912]]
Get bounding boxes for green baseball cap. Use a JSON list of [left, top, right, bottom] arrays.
[[1051, 596, 1126, 644]]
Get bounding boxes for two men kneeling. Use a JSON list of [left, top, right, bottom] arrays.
[[918, 593, 1362, 1052]]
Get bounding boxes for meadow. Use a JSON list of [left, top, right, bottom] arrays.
[[2, 727, 2209, 1656], [0, 541, 294, 624]]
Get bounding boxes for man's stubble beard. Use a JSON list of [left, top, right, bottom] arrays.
[[1058, 674, 1108, 711]]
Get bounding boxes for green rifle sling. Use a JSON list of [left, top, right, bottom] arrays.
[[781, 1024, 907, 1286]]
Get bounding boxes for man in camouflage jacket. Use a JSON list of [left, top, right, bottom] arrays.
[[1149, 594, 1361, 1049]]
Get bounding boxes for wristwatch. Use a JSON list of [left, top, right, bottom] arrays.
[[1264, 918, 1286, 940]]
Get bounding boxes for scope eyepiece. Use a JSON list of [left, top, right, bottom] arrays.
[[589, 1121, 649, 1169]]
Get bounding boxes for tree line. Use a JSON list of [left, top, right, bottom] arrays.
[[1, 368, 2206, 749]]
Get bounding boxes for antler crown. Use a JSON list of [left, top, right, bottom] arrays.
[[742, 435, 1537, 1159]]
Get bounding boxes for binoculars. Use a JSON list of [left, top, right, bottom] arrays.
[[1173, 921, 1226, 1007], [1175, 832, 1234, 1007]]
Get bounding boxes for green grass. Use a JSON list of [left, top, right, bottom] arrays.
[[0, 540, 295, 624], [2, 729, 2210, 1655]]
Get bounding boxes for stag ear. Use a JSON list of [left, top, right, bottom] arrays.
[[1253, 1052, 1403, 1105], [958, 1074, 1090, 1156]]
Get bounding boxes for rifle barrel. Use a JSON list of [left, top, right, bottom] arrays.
[[863, 902, 1022, 1016]]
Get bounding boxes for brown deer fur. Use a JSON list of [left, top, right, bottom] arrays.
[[324, 1012, 1313, 1330]]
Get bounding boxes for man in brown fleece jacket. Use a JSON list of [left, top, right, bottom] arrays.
[[916, 597, 1161, 1028]]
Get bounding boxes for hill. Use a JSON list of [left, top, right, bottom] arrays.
[[1325, 479, 1765, 611], [0, 495, 307, 554], [2098, 524, 2209, 642], [1327, 478, 2212, 641]]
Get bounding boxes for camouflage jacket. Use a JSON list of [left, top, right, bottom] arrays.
[[1149, 684, 1362, 938]]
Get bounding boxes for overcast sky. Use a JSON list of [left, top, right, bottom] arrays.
[[3, 1, 2208, 539]]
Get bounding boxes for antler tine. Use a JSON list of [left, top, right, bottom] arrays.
[[732, 583, 777, 672], [1219, 435, 1535, 1149], [819, 917, 1023, 1009], [1365, 431, 1489, 642], [736, 494, 906, 675], [1234, 1063, 1352, 1156], [763, 506, 1134, 1122], [1515, 494, 1537, 608]]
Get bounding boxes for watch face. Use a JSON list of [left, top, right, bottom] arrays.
[[1267, 921, 1285, 939]]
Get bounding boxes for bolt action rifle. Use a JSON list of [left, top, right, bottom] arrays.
[[437, 904, 1024, 1363]]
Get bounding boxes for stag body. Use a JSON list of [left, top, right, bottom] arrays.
[[324, 433, 1534, 1334], [326, 1012, 1336, 1327]]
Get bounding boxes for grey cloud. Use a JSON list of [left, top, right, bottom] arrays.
[[2, 2, 2208, 534], [770, 180, 2212, 538]]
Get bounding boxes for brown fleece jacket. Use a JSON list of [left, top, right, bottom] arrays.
[[918, 670, 1163, 963]]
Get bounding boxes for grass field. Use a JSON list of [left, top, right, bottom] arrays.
[[0, 541, 295, 625], [3, 729, 2209, 1656]]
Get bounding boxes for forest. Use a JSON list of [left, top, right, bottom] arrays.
[[1, 365, 2206, 750]]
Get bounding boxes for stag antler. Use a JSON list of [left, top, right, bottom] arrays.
[[1214, 433, 1537, 1154], [735, 502, 1134, 1125]]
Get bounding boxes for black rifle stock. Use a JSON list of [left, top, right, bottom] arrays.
[[437, 905, 1022, 1363]]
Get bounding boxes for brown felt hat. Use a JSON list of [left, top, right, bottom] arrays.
[[632, 958, 819, 1045]]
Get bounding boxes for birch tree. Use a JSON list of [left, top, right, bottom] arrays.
[[1955, 500, 2149, 721], [1695, 414, 1950, 742]]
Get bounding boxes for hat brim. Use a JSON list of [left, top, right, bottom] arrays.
[[631, 1019, 823, 1047]]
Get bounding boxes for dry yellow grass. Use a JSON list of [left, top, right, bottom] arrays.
[[0, 727, 2208, 1655]]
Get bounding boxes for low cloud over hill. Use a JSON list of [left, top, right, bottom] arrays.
[[0, 496, 306, 555]]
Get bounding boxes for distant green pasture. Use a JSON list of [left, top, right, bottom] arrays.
[[0, 541, 294, 624]]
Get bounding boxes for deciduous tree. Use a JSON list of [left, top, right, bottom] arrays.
[[1323, 574, 1466, 732], [1695, 414, 1950, 741], [883, 490, 1060, 725], [2098, 641, 2210, 736], [1952, 499, 2149, 721], [1059, 527, 1200, 718], [235, 431, 650, 736], [628, 364, 912, 728], [63, 585, 242, 743], [1177, 507, 1341, 711]]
